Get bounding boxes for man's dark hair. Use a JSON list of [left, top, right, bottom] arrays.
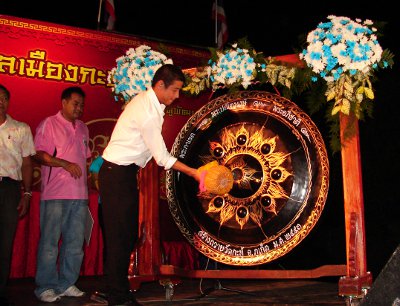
[[152, 64, 185, 88], [0, 84, 10, 100], [61, 86, 86, 100]]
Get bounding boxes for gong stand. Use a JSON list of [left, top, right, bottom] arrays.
[[128, 158, 346, 291], [337, 113, 372, 297], [128, 114, 369, 300], [128, 158, 346, 292]]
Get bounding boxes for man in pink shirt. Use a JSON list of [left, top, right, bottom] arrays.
[[33, 86, 91, 303]]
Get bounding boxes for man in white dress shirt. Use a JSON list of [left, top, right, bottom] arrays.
[[98, 64, 200, 306]]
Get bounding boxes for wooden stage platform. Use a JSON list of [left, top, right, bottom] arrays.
[[7, 275, 348, 305]]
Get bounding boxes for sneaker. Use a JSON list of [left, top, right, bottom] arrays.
[[59, 285, 85, 297], [38, 289, 61, 302]]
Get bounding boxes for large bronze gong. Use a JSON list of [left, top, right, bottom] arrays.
[[166, 91, 329, 266]]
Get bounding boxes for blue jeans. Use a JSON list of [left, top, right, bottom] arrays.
[[34, 199, 88, 297]]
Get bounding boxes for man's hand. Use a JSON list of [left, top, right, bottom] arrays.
[[17, 195, 30, 217], [62, 161, 83, 179]]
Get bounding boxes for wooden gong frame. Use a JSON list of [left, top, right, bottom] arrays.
[[128, 112, 371, 298]]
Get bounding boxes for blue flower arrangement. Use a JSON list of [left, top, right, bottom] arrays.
[[183, 38, 296, 95], [206, 42, 266, 90], [299, 15, 393, 116], [108, 45, 173, 104]]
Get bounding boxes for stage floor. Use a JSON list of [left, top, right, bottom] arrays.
[[7, 275, 349, 305]]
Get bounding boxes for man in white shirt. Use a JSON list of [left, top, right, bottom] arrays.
[[98, 64, 200, 306], [0, 84, 35, 306]]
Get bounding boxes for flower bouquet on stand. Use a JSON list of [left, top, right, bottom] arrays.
[[108, 45, 173, 107], [299, 15, 394, 151], [183, 37, 297, 97]]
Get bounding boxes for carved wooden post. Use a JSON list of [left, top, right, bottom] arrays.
[[338, 113, 372, 296]]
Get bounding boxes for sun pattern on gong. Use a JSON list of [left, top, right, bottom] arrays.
[[199, 123, 293, 233]]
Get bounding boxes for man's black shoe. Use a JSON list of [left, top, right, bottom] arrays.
[[0, 296, 15, 306], [90, 291, 108, 304], [115, 300, 143, 306]]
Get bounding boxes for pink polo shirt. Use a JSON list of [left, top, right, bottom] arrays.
[[34, 111, 91, 200]]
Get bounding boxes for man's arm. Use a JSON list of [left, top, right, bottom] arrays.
[[171, 160, 200, 182], [34, 150, 82, 179], [18, 155, 33, 217]]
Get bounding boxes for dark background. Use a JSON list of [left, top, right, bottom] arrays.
[[1, 0, 399, 278]]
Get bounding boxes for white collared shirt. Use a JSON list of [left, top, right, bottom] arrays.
[[102, 88, 177, 169], [0, 114, 36, 180]]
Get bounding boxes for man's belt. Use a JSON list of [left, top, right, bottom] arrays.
[[0, 176, 16, 182]]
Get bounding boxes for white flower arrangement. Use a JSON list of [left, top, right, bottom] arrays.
[[299, 15, 392, 116], [298, 15, 394, 151], [300, 15, 383, 83], [182, 39, 297, 96], [206, 43, 266, 91], [108, 45, 173, 103]]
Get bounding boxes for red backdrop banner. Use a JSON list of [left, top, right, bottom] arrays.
[[0, 15, 209, 277]]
